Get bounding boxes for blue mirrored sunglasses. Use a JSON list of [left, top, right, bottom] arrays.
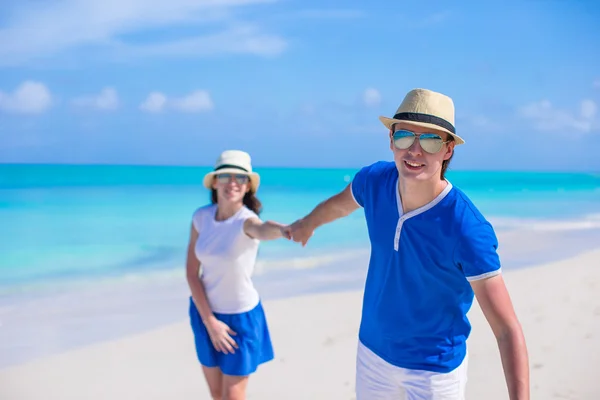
[[392, 130, 450, 154]]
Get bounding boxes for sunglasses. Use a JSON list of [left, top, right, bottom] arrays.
[[393, 130, 450, 154], [215, 173, 249, 185]]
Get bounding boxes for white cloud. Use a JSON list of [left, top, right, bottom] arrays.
[[519, 99, 598, 133], [463, 115, 491, 128], [456, 113, 502, 133], [123, 25, 286, 58], [581, 99, 597, 119], [140, 92, 168, 113], [140, 90, 213, 113], [0, 81, 52, 114], [72, 87, 119, 110], [0, 0, 284, 66], [362, 88, 382, 107], [172, 91, 214, 113]]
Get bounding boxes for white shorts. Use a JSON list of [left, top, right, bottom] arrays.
[[355, 341, 468, 400]]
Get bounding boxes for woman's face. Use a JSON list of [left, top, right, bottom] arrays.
[[212, 173, 250, 204], [389, 122, 455, 182]]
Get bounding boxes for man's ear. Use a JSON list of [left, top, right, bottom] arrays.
[[444, 141, 455, 161]]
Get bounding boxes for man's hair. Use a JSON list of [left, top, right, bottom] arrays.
[[441, 136, 455, 180]]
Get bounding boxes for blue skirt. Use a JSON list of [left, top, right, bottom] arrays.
[[188, 297, 275, 376]]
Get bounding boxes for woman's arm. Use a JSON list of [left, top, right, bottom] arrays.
[[185, 223, 238, 354], [287, 183, 360, 246], [243, 218, 289, 241]]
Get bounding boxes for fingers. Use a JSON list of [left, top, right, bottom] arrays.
[[211, 337, 225, 353], [225, 333, 238, 350], [281, 226, 292, 240], [286, 223, 312, 246], [220, 336, 235, 354], [212, 335, 237, 354], [210, 323, 239, 354]]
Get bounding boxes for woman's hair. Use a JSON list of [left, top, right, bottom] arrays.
[[211, 188, 263, 215]]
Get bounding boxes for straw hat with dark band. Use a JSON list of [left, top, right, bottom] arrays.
[[379, 88, 465, 145], [203, 150, 260, 192]]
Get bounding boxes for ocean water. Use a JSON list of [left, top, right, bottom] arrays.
[[1, 163, 600, 367], [1, 164, 600, 292]]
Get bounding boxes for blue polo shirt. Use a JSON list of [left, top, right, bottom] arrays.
[[351, 161, 502, 373]]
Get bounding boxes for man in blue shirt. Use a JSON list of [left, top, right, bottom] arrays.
[[285, 88, 530, 399]]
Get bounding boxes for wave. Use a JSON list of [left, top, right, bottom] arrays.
[[489, 213, 600, 232], [254, 248, 370, 274]]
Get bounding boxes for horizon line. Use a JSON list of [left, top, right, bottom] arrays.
[[1, 162, 599, 175]]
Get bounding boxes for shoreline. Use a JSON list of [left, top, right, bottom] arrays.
[[2, 228, 600, 369], [1, 247, 599, 399], [3, 223, 600, 296]]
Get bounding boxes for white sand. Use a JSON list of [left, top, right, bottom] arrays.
[[1, 249, 599, 400]]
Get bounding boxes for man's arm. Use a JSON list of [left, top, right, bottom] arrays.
[[471, 274, 530, 400], [288, 183, 360, 246]]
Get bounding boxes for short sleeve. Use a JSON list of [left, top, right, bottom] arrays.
[[239, 208, 261, 243], [191, 208, 203, 232], [350, 166, 370, 207], [454, 221, 502, 281]]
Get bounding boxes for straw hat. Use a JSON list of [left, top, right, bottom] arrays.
[[379, 88, 465, 145], [203, 150, 260, 192]]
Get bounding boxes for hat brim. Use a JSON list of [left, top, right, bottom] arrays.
[[379, 116, 465, 145], [203, 168, 260, 192]]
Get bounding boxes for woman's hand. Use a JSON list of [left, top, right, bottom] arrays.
[[205, 316, 238, 354]]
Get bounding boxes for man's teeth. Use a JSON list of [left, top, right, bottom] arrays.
[[405, 161, 423, 167]]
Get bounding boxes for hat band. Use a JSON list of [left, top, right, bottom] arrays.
[[214, 164, 249, 173], [392, 112, 455, 134]]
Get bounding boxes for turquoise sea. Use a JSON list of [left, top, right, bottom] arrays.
[[1, 163, 600, 367], [2, 163, 600, 289]]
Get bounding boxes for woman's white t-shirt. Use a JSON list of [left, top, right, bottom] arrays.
[[192, 204, 260, 314]]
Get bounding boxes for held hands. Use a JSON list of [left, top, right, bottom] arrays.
[[205, 316, 238, 354], [281, 218, 315, 247]]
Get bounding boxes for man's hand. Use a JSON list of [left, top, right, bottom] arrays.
[[282, 183, 359, 247], [284, 218, 315, 246]]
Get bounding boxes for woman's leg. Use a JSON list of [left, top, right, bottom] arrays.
[[202, 366, 224, 400], [222, 374, 249, 400]]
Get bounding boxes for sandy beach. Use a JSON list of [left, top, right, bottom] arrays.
[[1, 249, 599, 400]]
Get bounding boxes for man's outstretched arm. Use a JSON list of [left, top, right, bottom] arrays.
[[287, 183, 360, 246]]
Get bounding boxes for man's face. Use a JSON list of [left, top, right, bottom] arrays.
[[389, 122, 455, 182]]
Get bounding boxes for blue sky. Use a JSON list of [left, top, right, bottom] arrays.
[[0, 0, 599, 171]]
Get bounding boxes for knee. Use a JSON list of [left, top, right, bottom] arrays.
[[209, 389, 222, 400], [222, 388, 245, 400]]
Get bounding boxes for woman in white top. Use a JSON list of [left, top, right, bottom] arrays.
[[186, 150, 289, 400]]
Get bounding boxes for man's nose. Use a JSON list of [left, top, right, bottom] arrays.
[[407, 136, 423, 155]]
